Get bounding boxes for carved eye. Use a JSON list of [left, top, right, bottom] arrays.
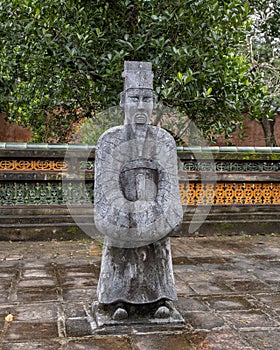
[[143, 96, 152, 102], [128, 96, 139, 102]]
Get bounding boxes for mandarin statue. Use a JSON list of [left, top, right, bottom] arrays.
[[93, 61, 184, 326]]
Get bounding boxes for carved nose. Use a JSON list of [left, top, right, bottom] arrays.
[[138, 99, 144, 109]]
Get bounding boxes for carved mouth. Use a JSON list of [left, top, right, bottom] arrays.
[[135, 114, 147, 124]]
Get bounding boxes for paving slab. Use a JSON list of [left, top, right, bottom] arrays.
[[65, 335, 132, 350], [132, 333, 195, 350], [0, 235, 279, 349], [193, 331, 255, 350], [2, 340, 61, 350], [242, 330, 280, 350]]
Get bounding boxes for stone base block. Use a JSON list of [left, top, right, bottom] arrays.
[[90, 301, 185, 334]]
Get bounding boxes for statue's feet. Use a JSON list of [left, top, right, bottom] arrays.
[[112, 307, 128, 321], [154, 305, 170, 319]]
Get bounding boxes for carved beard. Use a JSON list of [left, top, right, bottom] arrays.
[[133, 123, 149, 158], [132, 122, 148, 140], [120, 123, 158, 202]]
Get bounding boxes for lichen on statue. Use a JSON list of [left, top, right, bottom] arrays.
[[94, 61, 183, 321]]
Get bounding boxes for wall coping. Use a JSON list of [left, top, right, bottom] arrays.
[[0, 143, 280, 153], [0, 143, 96, 151]]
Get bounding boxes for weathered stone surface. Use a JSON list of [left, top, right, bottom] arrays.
[[221, 310, 278, 329], [4, 322, 58, 341], [184, 310, 225, 330], [193, 332, 255, 350], [94, 61, 183, 323], [132, 333, 194, 350], [204, 295, 254, 311], [94, 126, 183, 248], [97, 238, 177, 304], [2, 341, 61, 350], [122, 61, 153, 90], [91, 300, 184, 331], [65, 336, 132, 350], [242, 330, 280, 349], [94, 61, 182, 249]]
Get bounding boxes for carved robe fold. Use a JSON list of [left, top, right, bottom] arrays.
[[97, 237, 177, 304], [94, 124, 183, 305]]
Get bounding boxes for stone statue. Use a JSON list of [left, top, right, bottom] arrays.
[[93, 61, 183, 326]]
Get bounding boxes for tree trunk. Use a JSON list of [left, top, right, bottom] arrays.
[[261, 118, 276, 147]]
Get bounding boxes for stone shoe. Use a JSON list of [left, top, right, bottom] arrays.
[[154, 305, 170, 319], [112, 307, 128, 320]]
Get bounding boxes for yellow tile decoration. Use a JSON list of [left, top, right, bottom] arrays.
[[0, 160, 69, 171], [179, 182, 280, 205]]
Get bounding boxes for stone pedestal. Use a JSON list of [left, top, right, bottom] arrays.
[[90, 301, 185, 334]]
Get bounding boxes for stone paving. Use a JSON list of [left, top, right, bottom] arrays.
[[0, 235, 279, 349]]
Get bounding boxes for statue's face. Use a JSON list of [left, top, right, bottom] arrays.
[[123, 88, 154, 125]]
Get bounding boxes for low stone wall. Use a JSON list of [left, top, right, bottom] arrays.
[[0, 143, 279, 240]]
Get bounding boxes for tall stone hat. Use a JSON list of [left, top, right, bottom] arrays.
[[122, 61, 153, 91]]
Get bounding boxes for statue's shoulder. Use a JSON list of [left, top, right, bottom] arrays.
[[97, 125, 124, 144], [148, 125, 177, 147]]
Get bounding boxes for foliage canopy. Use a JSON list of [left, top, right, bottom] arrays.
[[0, 0, 268, 143], [245, 0, 280, 145]]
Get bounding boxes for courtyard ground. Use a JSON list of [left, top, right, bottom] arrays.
[[0, 234, 279, 349]]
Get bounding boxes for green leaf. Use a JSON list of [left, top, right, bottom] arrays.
[[206, 87, 213, 96], [0, 0, 270, 144]]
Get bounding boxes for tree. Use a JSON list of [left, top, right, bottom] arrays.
[[0, 0, 266, 143], [247, 0, 280, 146]]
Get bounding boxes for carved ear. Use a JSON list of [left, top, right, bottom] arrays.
[[153, 93, 157, 109], [119, 92, 125, 108]]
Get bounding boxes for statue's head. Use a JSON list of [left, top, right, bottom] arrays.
[[120, 61, 156, 125]]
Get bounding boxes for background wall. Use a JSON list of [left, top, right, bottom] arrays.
[[1, 113, 280, 146], [214, 116, 280, 147], [0, 114, 32, 142], [0, 144, 279, 240]]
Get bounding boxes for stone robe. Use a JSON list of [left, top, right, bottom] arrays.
[[94, 124, 182, 304], [97, 237, 176, 304]]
